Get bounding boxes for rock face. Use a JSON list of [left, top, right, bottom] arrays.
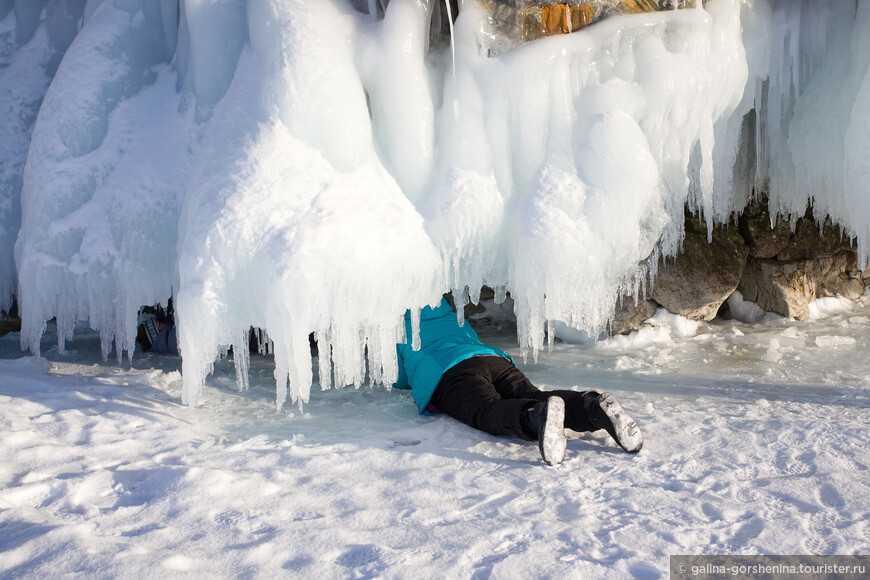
[[447, 200, 865, 336], [738, 258, 815, 320], [0, 300, 20, 337], [481, 0, 698, 55], [740, 198, 856, 261], [611, 296, 658, 335], [814, 251, 866, 300], [735, 197, 864, 319], [738, 199, 792, 259], [776, 215, 855, 262], [651, 213, 749, 321], [739, 250, 866, 320]]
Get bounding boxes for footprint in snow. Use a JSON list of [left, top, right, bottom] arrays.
[[818, 482, 846, 510], [804, 535, 837, 555]]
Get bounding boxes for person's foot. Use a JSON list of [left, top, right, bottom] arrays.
[[526, 397, 567, 466], [590, 392, 643, 453]]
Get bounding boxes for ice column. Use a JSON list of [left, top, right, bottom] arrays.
[[15, 0, 184, 361]]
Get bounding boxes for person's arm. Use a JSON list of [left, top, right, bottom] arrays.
[[461, 318, 482, 343]]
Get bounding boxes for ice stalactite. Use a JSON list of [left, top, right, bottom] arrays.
[[460, 1, 750, 356], [177, 0, 440, 408], [15, 0, 186, 362], [755, 0, 870, 270], [0, 0, 86, 312], [844, 2, 870, 271]]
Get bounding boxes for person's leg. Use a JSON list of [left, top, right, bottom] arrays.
[[586, 393, 644, 452], [485, 360, 643, 451], [432, 356, 642, 453], [485, 360, 600, 432], [430, 357, 537, 440], [430, 356, 567, 464]]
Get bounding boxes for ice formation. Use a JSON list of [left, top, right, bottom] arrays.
[[2, 0, 869, 408]]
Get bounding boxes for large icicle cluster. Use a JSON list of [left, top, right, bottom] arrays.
[[0, 0, 82, 313], [754, 0, 870, 270], [2, 0, 868, 408]]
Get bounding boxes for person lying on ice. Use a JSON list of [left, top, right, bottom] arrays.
[[394, 298, 643, 466]]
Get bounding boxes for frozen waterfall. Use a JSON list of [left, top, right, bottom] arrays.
[[2, 0, 868, 408]]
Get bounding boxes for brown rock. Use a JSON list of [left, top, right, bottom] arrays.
[[738, 257, 815, 320], [737, 251, 863, 319], [777, 214, 854, 262], [738, 198, 792, 259], [652, 213, 749, 321], [0, 313, 20, 336], [812, 250, 866, 300], [611, 297, 658, 335], [482, 0, 698, 55]]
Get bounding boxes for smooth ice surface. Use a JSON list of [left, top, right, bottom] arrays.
[[4, 0, 870, 407], [1, 294, 869, 577]]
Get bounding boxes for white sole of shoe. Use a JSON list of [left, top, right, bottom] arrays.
[[598, 393, 643, 453], [540, 397, 567, 466]]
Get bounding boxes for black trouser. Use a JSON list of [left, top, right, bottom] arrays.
[[429, 355, 599, 441]]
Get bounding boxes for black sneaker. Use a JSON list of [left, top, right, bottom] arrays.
[[592, 393, 643, 453], [526, 397, 567, 466]]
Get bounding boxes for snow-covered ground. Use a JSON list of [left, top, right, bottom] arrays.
[[2, 295, 870, 579]]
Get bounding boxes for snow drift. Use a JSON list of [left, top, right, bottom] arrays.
[[3, 0, 869, 407]]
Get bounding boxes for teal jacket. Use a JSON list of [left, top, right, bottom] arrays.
[[394, 298, 513, 414]]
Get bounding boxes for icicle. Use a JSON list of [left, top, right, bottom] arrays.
[[315, 330, 332, 390], [115, 335, 123, 365], [444, 0, 455, 77], [454, 286, 469, 327], [275, 370, 288, 411], [365, 325, 381, 385], [468, 285, 481, 310], [257, 328, 272, 356], [547, 319, 555, 352], [494, 285, 507, 305], [234, 328, 250, 392], [411, 307, 421, 351]]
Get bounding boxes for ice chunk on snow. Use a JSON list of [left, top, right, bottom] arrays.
[[762, 338, 781, 362], [809, 295, 865, 320], [725, 290, 767, 324], [814, 335, 857, 348], [597, 308, 700, 351]]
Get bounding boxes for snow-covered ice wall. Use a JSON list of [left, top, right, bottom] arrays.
[[4, 0, 869, 408], [13, 0, 186, 364], [755, 0, 870, 270], [0, 0, 85, 313]]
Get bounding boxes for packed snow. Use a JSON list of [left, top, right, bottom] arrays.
[[2, 0, 869, 407], [1, 294, 869, 577]]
